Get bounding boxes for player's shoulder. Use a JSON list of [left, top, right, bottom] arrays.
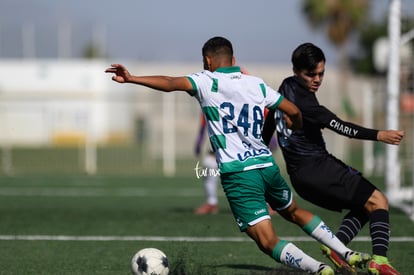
[[240, 73, 267, 86], [188, 70, 212, 78], [279, 76, 300, 91], [280, 76, 296, 86]]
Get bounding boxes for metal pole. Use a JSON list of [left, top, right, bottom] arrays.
[[363, 83, 374, 176], [385, 0, 401, 200]]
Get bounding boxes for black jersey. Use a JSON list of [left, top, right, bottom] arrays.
[[276, 76, 378, 173]]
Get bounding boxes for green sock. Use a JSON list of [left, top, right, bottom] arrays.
[[272, 239, 289, 262]]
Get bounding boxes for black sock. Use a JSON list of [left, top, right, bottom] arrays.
[[369, 209, 390, 257], [336, 210, 368, 245]]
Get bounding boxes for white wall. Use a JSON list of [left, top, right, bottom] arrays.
[[0, 59, 124, 145]]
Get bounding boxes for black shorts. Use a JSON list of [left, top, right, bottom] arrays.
[[289, 154, 376, 212]]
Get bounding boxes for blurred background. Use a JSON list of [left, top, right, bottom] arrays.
[[0, 0, 413, 215]]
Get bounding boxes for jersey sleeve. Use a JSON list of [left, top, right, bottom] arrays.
[[309, 105, 378, 140], [186, 76, 198, 97], [186, 70, 212, 97], [264, 84, 284, 110], [325, 114, 378, 140]]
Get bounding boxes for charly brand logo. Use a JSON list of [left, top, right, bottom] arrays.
[[194, 161, 220, 179]]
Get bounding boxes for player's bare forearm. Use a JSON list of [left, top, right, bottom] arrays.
[[377, 130, 404, 145], [126, 75, 189, 92], [288, 113, 302, 130], [278, 98, 302, 130], [105, 64, 193, 92]]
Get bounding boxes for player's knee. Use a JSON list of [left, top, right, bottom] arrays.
[[365, 189, 389, 212], [279, 200, 302, 223]]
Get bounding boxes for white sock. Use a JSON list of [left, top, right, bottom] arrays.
[[303, 215, 352, 258], [272, 240, 322, 273]]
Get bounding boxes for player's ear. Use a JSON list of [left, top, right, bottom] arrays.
[[204, 56, 213, 71], [203, 56, 209, 70], [231, 56, 236, 66]]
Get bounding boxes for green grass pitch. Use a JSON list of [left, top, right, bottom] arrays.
[[0, 173, 413, 274]]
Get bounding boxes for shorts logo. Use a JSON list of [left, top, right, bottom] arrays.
[[254, 208, 266, 215], [282, 190, 289, 201], [236, 218, 243, 228]]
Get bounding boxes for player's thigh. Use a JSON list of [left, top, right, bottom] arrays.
[[262, 165, 292, 211], [221, 170, 269, 232]]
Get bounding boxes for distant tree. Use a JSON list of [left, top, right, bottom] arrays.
[[352, 17, 414, 76], [82, 42, 106, 59], [302, 0, 369, 70], [301, 0, 370, 117], [351, 20, 387, 75]]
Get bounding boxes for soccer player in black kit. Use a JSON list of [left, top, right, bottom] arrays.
[[262, 43, 404, 275]]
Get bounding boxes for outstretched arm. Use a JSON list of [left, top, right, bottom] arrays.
[[105, 63, 193, 92], [324, 112, 404, 145]]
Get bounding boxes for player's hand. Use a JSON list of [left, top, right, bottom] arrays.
[[105, 64, 131, 83], [377, 130, 404, 145]]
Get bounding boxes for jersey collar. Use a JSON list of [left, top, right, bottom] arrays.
[[215, 66, 241, 74]]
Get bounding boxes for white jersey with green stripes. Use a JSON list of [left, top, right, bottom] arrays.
[[187, 66, 283, 174]]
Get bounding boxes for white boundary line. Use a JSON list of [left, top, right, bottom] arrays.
[[1, 235, 414, 242]]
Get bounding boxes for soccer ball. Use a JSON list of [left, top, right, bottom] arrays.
[[131, 248, 169, 275]]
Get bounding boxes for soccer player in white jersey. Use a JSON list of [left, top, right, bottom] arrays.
[[105, 36, 366, 275]]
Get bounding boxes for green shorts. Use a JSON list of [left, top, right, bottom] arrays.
[[221, 163, 292, 232]]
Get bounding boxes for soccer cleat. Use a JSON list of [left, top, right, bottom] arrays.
[[315, 263, 334, 275], [360, 252, 372, 266], [321, 245, 356, 274], [194, 203, 218, 215], [345, 250, 371, 269], [368, 255, 400, 275]]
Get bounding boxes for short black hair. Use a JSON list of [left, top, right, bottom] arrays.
[[202, 36, 233, 58], [291, 43, 326, 71]]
